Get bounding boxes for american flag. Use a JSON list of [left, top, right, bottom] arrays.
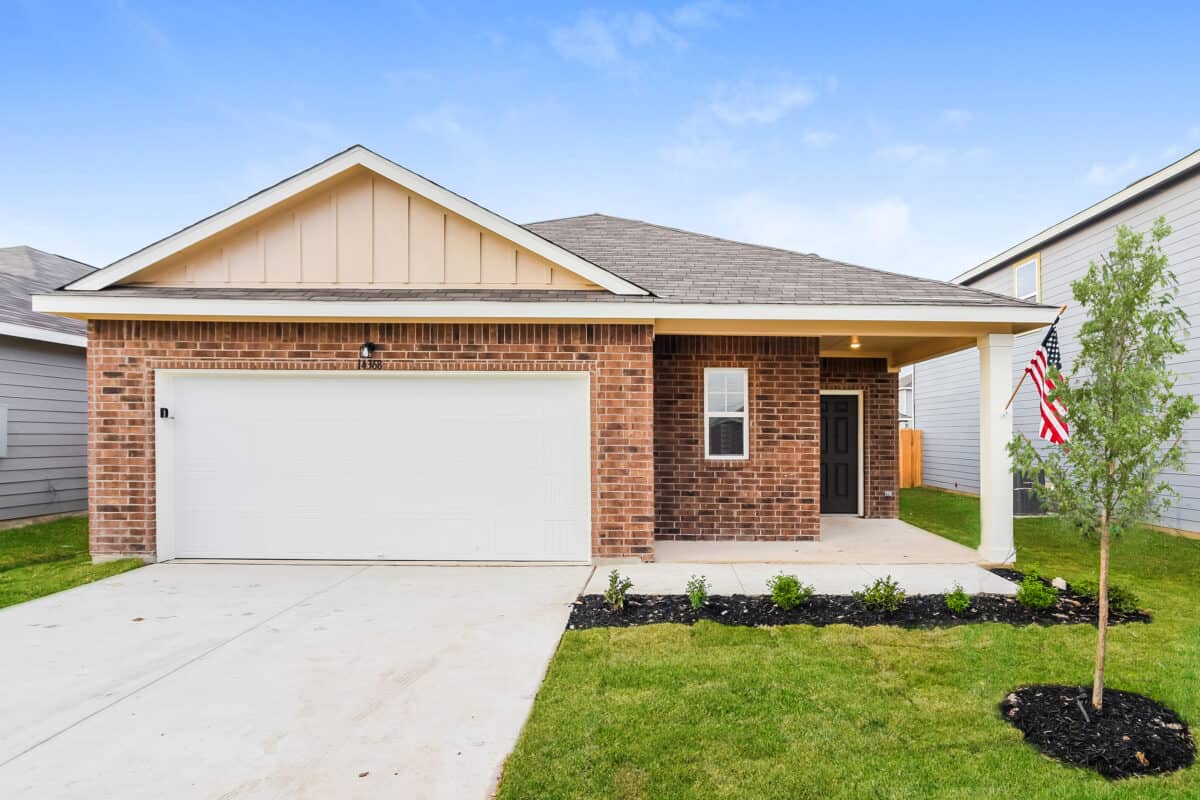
[[1026, 320, 1069, 445]]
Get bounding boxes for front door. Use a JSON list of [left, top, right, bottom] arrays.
[[820, 394, 859, 514]]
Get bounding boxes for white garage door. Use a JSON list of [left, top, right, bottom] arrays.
[[157, 371, 591, 561]]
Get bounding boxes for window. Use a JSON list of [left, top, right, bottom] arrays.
[[1014, 255, 1040, 302], [704, 368, 748, 459]]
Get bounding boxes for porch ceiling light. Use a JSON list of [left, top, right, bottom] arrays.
[[849, 335, 862, 350]]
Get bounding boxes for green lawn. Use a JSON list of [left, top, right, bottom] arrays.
[[0, 516, 143, 609], [497, 488, 1200, 799]]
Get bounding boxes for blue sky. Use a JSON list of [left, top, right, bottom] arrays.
[[2, 1, 1198, 280]]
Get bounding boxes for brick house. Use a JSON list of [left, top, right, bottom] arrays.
[[36, 146, 1054, 564]]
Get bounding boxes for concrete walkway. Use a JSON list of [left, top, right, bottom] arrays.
[[655, 517, 983, 564], [593, 519, 1015, 596], [0, 563, 589, 800]]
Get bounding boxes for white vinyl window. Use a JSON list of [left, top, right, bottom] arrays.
[[704, 368, 749, 459], [1014, 255, 1040, 302]]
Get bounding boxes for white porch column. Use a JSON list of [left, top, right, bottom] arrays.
[[978, 333, 1016, 564]]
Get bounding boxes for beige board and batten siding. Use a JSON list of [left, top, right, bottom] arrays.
[[0, 336, 87, 520], [914, 167, 1200, 531], [127, 168, 599, 290]]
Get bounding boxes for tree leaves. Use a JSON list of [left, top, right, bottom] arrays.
[[1008, 217, 1198, 533]]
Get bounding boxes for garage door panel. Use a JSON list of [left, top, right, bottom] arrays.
[[164, 372, 590, 561]]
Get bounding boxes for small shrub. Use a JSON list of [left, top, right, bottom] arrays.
[[1016, 574, 1058, 610], [945, 583, 971, 614], [603, 569, 633, 612], [1071, 579, 1140, 613], [853, 575, 906, 613], [766, 573, 814, 610], [685, 574, 710, 610]]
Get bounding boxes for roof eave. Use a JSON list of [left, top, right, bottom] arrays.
[[33, 292, 1058, 330]]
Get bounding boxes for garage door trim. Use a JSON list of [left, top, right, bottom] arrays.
[[153, 369, 592, 562]]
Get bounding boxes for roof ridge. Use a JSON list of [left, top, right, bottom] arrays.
[[530, 213, 1047, 308], [0, 244, 97, 272]]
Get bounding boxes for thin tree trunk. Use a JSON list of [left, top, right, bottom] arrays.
[[1092, 509, 1111, 711]]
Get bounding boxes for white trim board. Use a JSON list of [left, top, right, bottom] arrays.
[[820, 389, 864, 517], [703, 367, 750, 461], [66, 146, 648, 297], [0, 322, 86, 348], [32, 294, 1061, 327]]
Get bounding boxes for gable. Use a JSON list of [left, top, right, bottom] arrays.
[[68, 146, 646, 294], [124, 168, 598, 290]]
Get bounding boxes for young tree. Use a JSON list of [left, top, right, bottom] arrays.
[[1010, 217, 1197, 711]]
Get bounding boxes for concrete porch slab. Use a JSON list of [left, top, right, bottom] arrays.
[[585, 563, 1016, 597], [654, 516, 982, 565]]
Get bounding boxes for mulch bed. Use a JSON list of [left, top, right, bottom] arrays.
[[567, 569, 1151, 631], [1001, 685, 1195, 779]]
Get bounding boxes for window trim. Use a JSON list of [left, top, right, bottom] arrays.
[[1013, 254, 1041, 302], [703, 367, 750, 460]]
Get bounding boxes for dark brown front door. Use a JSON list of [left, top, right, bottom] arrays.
[[820, 394, 859, 514]]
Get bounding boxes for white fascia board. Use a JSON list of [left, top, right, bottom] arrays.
[[0, 322, 86, 348], [955, 148, 1200, 285], [32, 293, 1060, 326], [66, 146, 648, 296]]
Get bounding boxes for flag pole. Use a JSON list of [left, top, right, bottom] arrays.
[[1003, 303, 1067, 412]]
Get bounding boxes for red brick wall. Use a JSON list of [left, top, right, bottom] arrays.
[[87, 321, 655, 560], [653, 335, 821, 541], [819, 357, 899, 519]]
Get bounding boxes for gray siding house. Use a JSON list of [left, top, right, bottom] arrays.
[[914, 149, 1200, 532], [0, 247, 94, 523]]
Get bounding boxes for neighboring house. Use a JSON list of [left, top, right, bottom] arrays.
[[34, 146, 1054, 564], [898, 369, 914, 428], [0, 246, 94, 523], [913, 149, 1200, 532]]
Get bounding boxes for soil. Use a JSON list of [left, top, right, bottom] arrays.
[[1000, 685, 1195, 779], [567, 569, 1151, 631]]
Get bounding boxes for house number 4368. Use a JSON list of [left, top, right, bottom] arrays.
[[357, 358, 382, 370]]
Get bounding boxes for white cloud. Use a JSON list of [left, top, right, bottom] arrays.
[[716, 191, 912, 256], [550, 3, 741, 73], [709, 190, 984, 278], [670, 0, 742, 28], [625, 10, 685, 48], [855, 198, 912, 243], [706, 79, 815, 126], [659, 138, 747, 168], [550, 14, 628, 72], [1084, 155, 1140, 186], [938, 108, 973, 129], [549, 9, 690, 73], [875, 143, 989, 168], [409, 105, 466, 137], [875, 143, 947, 167], [800, 130, 835, 148]]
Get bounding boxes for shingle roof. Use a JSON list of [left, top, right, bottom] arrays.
[[57, 213, 1043, 310], [524, 214, 1041, 307], [0, 246, 94, 335]]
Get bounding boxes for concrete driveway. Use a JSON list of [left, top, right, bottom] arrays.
[[0, 563, 589, 799]]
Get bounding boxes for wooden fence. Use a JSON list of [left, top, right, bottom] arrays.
[[899, 428, 923, 488]]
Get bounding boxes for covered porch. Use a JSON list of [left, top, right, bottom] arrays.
[[651, 319, 1033, 566]]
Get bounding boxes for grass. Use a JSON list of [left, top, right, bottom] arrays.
[[497, 488, 1200, 799], [0, 516, 143, 609]]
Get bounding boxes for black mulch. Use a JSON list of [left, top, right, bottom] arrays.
[[567, 569, 1151, 631], [1000, 685, 1195, 779]]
